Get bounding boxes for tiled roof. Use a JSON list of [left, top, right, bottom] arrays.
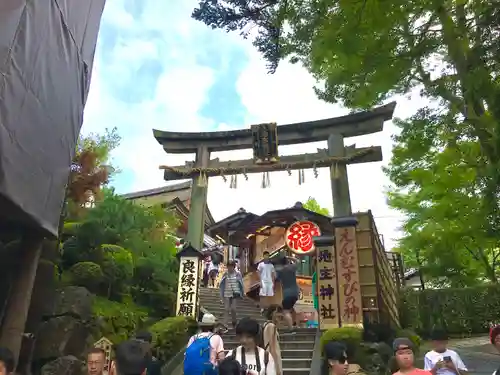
[[120, 181, 191, 199]]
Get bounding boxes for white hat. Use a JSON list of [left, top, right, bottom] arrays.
[[199, 313, 217, 326]]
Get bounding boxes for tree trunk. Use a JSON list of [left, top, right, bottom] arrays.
[[0, 236, 43, 369]]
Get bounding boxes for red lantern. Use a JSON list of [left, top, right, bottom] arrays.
[[285, 220, 321, 255]]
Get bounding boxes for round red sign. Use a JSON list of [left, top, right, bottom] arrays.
[[285, 220, 321, 254]]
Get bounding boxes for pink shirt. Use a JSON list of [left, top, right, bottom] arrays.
[[394, 369, 432, 375], [187, 332, 225, 365]]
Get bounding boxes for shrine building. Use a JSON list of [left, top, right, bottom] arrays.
[[207, 202, 403, 327]]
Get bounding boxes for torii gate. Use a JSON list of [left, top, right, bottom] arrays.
[[154, 102, 396, 253]]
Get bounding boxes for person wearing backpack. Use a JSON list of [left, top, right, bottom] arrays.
[[262, 306, 282, 375], [184, 313, 225, 375], [227, 317, 276, 375]]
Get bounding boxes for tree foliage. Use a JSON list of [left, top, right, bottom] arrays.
[[192, 0, 500, 285], [67, 128, 120, 219], [61, 190, 180, 315], [303, 197, 330, 216]]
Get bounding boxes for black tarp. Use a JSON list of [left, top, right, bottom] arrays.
[[0, 0, 106, 237]]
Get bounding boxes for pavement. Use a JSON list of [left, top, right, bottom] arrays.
[[417, 336, 499, 375]]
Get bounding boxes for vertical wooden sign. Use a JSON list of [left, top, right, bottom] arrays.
[[176, 256, 200, 317], [316, 246, 340, 329], [335, 226, 363, 327]]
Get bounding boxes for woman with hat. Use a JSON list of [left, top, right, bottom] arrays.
[[184, 313, 225, 375]]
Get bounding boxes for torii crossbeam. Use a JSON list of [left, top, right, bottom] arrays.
[[154, 102, 396, 251]]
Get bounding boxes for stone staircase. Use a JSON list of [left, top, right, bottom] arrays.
[[199, 287, 316, 375], [199, 286, 266, 324]]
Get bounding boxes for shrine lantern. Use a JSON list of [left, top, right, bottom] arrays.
[[285, 221, 321, 255]]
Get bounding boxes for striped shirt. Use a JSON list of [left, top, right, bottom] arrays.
[[224, 273, 239, 298]]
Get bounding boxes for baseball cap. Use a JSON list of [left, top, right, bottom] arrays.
[[199, 313, 217, 327], [114, 340, 149, 375], [393, 337, 414, 352]]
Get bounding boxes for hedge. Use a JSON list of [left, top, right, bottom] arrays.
[[92, 296, 149, 344], [400, 284, 500, 336], [150, 316, 198, 362]]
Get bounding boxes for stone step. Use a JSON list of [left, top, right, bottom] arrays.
[[283, 369, 310, 375], [283, 358, 312, 368], [223, 348, 313, 359], [224, 340, 315, 350], [200, 300, 261, 315], [223, 327, 316, 334], [222, 333, 317, 342], [200, 294, 258, 307]]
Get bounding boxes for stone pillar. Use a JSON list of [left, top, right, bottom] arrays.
[[186, 146, 210, 251], [328, 134, 352, 217], [0, 236, 43, 368]]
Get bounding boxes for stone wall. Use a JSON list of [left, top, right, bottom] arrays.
[[31, 286, 93, 375]]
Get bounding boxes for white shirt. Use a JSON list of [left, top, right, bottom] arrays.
[[227, 346, 276, 375], [424, 349, 467, 375], [208, 261, 218, 273], [258, 262, 275, 283]]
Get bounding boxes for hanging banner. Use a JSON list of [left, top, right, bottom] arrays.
[[335, 226, 363, 327], [286, 220, 321, 255], [316, 246, 340, 329], [176, 256, 200, 317]]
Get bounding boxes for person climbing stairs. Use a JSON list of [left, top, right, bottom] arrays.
[[199, 287, 316, 375]]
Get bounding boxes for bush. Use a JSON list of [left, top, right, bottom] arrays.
[[150, 316, 197, 362], [67, 261, 103, 292], [92, 296, 149, 344], [321, 327, 363, 362], [400, 285, 500, 336]]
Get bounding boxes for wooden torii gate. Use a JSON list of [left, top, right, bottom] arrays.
[[153, 102, 396, 253]]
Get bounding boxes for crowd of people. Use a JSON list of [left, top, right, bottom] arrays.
[[2, 256, 500, 375], [215, 253, 304, 333]]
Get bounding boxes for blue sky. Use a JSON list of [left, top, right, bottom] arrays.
[[81, 0, 425, 250]]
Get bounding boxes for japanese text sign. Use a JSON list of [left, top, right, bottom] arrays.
[[335, 226, 363, 327], [316, 245, 339, 328], [176, 256, 200, 317], [286, 220, 321, 255]]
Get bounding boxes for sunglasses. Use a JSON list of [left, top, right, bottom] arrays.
[[335, 356, 348, 364]]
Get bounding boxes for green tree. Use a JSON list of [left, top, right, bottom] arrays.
[[192, 0, 500, 285], [387, 109, 500, 285], [61, 190, 180, 312], [303, 197, 330, 216], [66, 128, 121, 219]]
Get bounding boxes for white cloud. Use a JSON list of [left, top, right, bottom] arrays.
[[205, 46, 428, 250], [83, 0, 428, 251]]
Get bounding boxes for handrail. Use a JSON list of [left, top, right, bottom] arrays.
[[161, 344, 186, 375], [309, 329, 323, 375]]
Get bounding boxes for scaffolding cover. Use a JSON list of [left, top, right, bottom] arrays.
[[0, 0, 106, 237]]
